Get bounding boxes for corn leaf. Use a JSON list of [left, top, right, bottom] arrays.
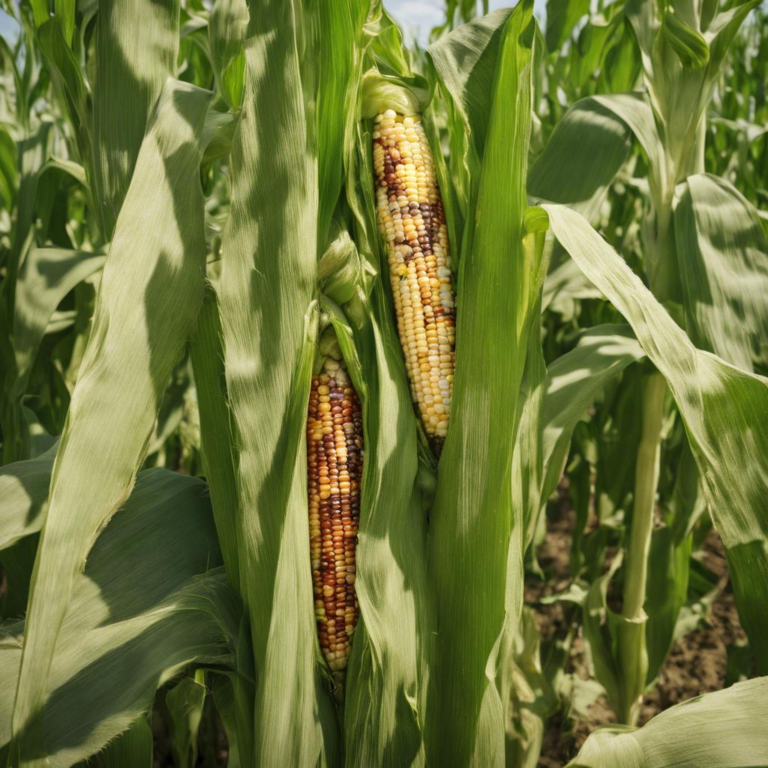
[[10, 79, 212, 764], [427, 4, 537, 764], [543, 203, 768, 674], [0, 468, 236, 767], [189, 285, 240, 592], [568, 677, 768, 767], [673, 173, 768, 374], [208, 0, 247, 110], [0, 442, 57, 550], [528, 92, 655, 221], [645, 528, 691, 682], [214, 0, 341, 762], [85, 717, 153, 768], [0, 128, 17, 208], [545, 0, 590, 53], [165, 675, 207, 768], [91, 0, 181, 238], [12, 248, 105, 397], [538, 325, 645, 535], [2, 123, 54, 322]]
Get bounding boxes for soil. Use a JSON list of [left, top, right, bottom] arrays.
[[532, 495, 747, 768]]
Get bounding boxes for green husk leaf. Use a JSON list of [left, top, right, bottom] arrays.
[[214, 1, 339, 762], [189, 284, 240, 592], [427, 4, 537, 764]]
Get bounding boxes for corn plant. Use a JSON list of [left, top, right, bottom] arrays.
[[0, 0, 767, 766]]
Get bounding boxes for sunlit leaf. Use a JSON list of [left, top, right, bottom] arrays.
[[543, 203, 768, 675], [11, 79, 212, 764], [568, 678, 768, 767]]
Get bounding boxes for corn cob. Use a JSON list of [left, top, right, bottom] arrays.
[[372, 109, 455, 457], [307, 357, 363, 678]]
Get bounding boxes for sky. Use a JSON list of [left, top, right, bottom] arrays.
[[385, 0, 548, 44]]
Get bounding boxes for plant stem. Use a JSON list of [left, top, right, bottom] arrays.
[[623, 371, 666, 621], [615, 371, 666, 725]]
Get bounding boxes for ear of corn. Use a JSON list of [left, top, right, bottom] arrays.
[[372, 109, 456, 458], [307, 356, 363, 680]]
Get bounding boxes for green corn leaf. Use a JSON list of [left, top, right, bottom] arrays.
[[429, 9, 512, 162], [674, 173, 768, 374], [528, 93, 655, 221], [662, 9, 710, 68], [36, 19, 90, 166], [214, 1, 344, 762], [10, 79, 212, 765], [91, 0, 181, 239], [545, 0, 590, 53], [85, 717, 153, 768], [189, 284, 240, 592], [539, 325, 645, 532], [542, 202, 768, 675], [0, 442, 57, 550], [208, 0, 247, 110], [0, 128, 17, 208], [705, 0, 762, 77], [12, 248, 105, 397], [568, 678, 768, 767], [165, 675, 207, 768], [2, 123, 54, 320], [645, 528, 691, 683], [0, 468, 236, 767], [427, 4, 537, 764]]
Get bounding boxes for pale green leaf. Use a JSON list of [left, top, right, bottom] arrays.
[[540, 325, 645, 524], [543, 203, 768, 674], [86, 717, 153, 768], [568, 678, 768, 767], [528, 95, 641, 220], [91, 0, 181, 238], [208, 0, 247, 110], [189, 285, 240, 592], [11, 80, 212, 763], [0, 442, 57, 550], [674, 173, 768, 374], [12, 248, 105, 396], [546, 0, 590, 52], [0, 467, 235, 767]]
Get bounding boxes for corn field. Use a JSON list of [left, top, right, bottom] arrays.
[[0, 0, 766, 765]]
